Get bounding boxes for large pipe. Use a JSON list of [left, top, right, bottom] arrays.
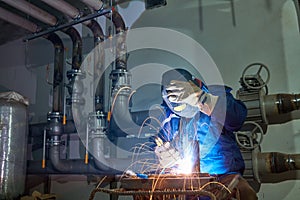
[[80, 0, 127, 70], [43, 34, 64, 112], [85, 20, 106, 112], [1, 1, 72, 113], [64, 27, 83, 70], [40, 0, 80, 19], [263, 93, 300, 124], [257, 152, 300, 173], [81, 0, 104, 11], [2, 0, 57, 26], [0, 7, 39, 32]]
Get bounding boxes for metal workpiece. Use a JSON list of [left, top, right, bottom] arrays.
[[262, 93, 300, 124], [0, 93, 28, 199], [89, 174, 218, 200]]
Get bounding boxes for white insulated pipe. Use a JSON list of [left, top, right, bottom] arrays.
[[40, 0, 80, 19], [2, 0, 57, 26], [0, 7, 38, 32]]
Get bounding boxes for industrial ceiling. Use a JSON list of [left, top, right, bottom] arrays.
[[0, 0, 106, 46]]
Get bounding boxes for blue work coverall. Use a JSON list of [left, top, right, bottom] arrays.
[[158, 85, 247, 175]]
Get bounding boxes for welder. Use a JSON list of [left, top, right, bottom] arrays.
[[153, 68, 257, 200]]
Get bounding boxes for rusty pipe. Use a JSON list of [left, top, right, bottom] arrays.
[[0, 7, 64, 113], [63, 27, 83, 70], [257, 152, 300, 174], [80, 0, 127, 70], [81, 0, 104, 11], [43, 34, 64, 112], [0, 7, 39, 32], [40, 0, 80, 19], [263, 93, 300, 124], [85, 19, 105, 111], [2, 0, 57, 26]]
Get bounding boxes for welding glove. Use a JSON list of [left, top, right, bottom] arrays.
[[154, 140, 181, 169], [166, 80, 219, 116]]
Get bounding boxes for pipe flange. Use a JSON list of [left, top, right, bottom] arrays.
[[47, 112, 62, 122], [66, 96, 85, 105], [67, 69, 86, 80], [110, 69, 132, 88], [48, 137, 61, 146], [88, 111, 107, 132]]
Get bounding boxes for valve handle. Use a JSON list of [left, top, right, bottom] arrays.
[[241, 63, 270, 90], [235, 121, 264, 150]]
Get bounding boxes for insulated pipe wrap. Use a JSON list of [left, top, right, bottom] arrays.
[[0, 95, 28, 199]]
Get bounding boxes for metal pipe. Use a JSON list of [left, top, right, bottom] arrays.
[[43, 33, 64, 112], [40, 0, 80, 19], [24, 8, 111, 41], [85, 19, 105, 111], [263, 93, 300, 124], [81, 0, 127, 70], [0, 7, 39, 32], [1, 1, 65, 112], [63, 27, 83, 70], [81, 0, 104, 11], [2, 0, 57, 26], [257, 152, 300, 174], [111, 11, 127, 70]]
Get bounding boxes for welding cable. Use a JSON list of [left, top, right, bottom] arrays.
[[107, 86, 132, 123], [137, 116, 161, 138]]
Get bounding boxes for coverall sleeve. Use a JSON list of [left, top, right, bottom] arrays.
[[209, 86, 247, 132]]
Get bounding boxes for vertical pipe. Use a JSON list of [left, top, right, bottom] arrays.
[[63, 27, 83, 70], [86, 19, 105, 112], [43, 33, 64, 113]]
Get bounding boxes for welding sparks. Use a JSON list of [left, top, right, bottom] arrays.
[[175, 155, 194, 175]]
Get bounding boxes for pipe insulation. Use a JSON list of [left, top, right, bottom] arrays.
[[0, 93, 28, 199]]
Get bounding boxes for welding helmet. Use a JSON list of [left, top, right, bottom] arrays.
[[161, 68, 207, 118]]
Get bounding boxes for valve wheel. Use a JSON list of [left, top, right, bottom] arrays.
[[235, 121, 264, 150], [242, 63, 270, 90]]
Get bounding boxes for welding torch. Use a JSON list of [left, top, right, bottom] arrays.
[[154, 137, 182, 169]]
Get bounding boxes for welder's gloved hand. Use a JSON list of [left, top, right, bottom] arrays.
[[154, 141, 181, 168], [166, 80, 219, 116]]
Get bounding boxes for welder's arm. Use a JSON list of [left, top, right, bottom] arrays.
[[166, 80, 219, 116], [210, 87, 247, 132]]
